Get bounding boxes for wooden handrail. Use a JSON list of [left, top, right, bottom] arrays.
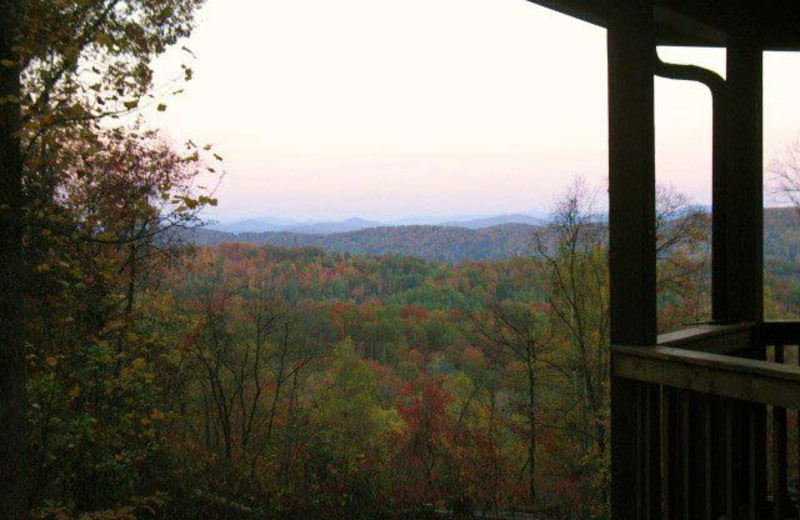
[[612, 344, 800, 408], [657, 322, 755, 354], [760, 320, 800, 345]]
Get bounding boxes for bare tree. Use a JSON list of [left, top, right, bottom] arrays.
[[654, 184, 711, 329], [534, 178, 709, 505], [771, 137, 800, 217], [535, 178, 609, 461], [186, 271, 319, 497], [471, 300, 551, 506]]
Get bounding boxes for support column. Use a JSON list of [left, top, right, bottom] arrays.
[[608, 0, 659, 518], [723, 41, 763, 324], [723, 39, 766, 517]]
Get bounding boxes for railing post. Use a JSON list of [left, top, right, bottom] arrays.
[[608, 0, 659, 518]]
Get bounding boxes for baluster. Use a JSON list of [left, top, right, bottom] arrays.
[[750, 403, 762, 520], [773, 345, 788, 520], [665, 386, 681, 519], [682, 390, 691, 519], [726, 398, 737, 520]]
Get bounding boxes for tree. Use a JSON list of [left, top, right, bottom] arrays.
[[654, 184, 710, 331], [536, 178, 708, 514], [536, 179, 609, 467], [771, 137, 800, 217], [470, 301, 550, 506], [0, 1, 206, 515], [0, 2, 26, 518]]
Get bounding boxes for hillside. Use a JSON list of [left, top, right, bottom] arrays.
[[188, 223, 538, 262]]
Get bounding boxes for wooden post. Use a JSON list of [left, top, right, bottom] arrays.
[[711, 85, 730, 322], [608, 0, 659, 518], [725, 38, 766, 515], [0, 1, 27, 519], [724, 41, 764, 324]]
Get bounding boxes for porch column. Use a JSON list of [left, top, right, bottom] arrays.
[[607, 0, 659, 518], [721, 39, 766, 518], [723, 41, 763, 324]]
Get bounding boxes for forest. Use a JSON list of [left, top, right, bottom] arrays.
[[16, 171, 800, 519], [1, 2, 799, 520]]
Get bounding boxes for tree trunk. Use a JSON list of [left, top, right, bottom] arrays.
[[0, 1, 27, 518], [526, 362, 536, 506]]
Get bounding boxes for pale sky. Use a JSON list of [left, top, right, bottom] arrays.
[[146, 0, 800, 222]]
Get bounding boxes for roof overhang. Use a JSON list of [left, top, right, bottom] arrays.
[[526, 0, 800, 50]]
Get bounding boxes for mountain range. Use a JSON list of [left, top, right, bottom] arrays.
[[188, 208, 799, 264], [210, 211, 547, 235]]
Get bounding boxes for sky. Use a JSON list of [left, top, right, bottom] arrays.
[[146, 0, 800, 223]]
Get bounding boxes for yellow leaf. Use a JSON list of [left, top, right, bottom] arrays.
[[157, 103, 167, 112], [1, 59, 15, 67], [68, 384, 81, 398], [123, 100, 139, 110], [45, 356, 58, 368], [132, 357, 147, 371]]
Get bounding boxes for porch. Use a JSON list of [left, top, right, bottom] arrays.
[[615, 321, 800, 519], [525, 0, 800, 518]]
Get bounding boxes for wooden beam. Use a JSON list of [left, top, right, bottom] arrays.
[[612, 345, 800, 409], [657, 322, 755, 354], [760, 321, 800, 346], [523, 0, 606, 28], [525, 0, 800, 50], [607, 0, 658, 518]]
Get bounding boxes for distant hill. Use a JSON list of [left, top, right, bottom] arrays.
[[440, 213, 544, 229], [283, 217, 383, 234], [188, 223, 538, 262], [211, 216, 300, 234], [210, 211, 548, 235], [188, 208, 799, 264]]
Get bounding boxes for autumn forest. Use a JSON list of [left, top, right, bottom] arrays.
[[1, 2, 799, 520]]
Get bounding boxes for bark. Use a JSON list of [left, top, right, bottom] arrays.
[[0, 1, 27, 518]]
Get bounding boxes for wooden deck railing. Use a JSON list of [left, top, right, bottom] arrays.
[[611, 321, 800, 519]]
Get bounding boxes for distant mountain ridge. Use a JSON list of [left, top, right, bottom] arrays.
[[210, 211, 547, 235], [189, 223, 538, 262], [189, 208, 799, 264]]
